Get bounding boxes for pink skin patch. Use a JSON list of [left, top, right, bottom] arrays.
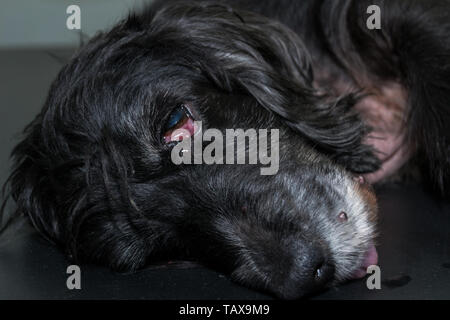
[[354, 83, 412, 183], [352, 244, 379, 279], [363, 134, 412, 183], [314, 71, 412, 183]]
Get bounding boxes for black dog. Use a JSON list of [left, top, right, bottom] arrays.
[[1, 0, 449, 299]]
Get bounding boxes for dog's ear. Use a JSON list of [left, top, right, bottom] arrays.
[[155, 3, 380, 173], [1, 120, 176, 271], [229, 72, 381, 173], [225, 11, 380, 173]]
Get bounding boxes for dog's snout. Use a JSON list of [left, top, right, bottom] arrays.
[[269, 243, 334, 300]]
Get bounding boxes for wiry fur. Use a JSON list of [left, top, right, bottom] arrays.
[[1, 0, 449, 299]]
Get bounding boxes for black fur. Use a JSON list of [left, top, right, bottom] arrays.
[[1, 0, 449, 299]]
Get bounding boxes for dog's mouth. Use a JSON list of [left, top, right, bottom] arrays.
[[351, 243, 378, 279], [164, 104, 197, 143]]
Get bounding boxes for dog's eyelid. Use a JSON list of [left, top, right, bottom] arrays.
[[163, 104, 196, 144]]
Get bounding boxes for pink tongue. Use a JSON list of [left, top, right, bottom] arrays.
[[352, 245, 378, 279]]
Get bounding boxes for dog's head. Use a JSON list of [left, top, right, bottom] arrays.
[[3, 2, 379, 299]]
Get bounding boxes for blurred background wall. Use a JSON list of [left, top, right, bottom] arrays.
[[0, 0, 151, 202], [0, 0, 148, 48]]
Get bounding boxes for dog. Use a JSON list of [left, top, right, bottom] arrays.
[[1, 0, 449, 299]]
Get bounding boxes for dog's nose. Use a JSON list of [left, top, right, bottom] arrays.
[[271, 244, 335, 300]]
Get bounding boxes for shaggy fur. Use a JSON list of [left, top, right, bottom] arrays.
[[1, 0, 449, 299]]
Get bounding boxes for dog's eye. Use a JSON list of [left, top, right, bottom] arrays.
[[164, 105, 195, 143]]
